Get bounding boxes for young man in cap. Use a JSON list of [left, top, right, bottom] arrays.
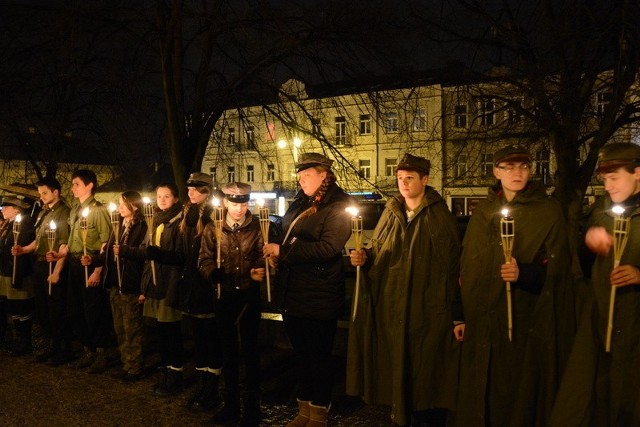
[[47, 169, 113, 372], [347, 153, 461, 426], [0, 196, 36, 355], [456, 145, 574, 426], [199, 182, 265, 426], [12, 177, 72, 364], [551, 142, 640, 426]]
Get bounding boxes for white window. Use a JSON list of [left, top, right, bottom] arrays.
[[595, 90, 612, 116], [228, 128, 236, 146], [227, 166, 235, 182], [455, 154, 468, 178], [385, 158, 397, 176], [247, 165, 254, 182], [335, 116, 347, 145], [454, 104, 468, 128], [477, 99, 495, 126], [507, 98, 523, 124], [482, 153, 493, 176], [359, 114, 371, 135], [245, 126, 255, 150], [413, 108, 426, 131], [209, 167, 217, 181], [384, 111, 398, 133], [359, 159, 371, 179], [536, 150, 550, 184], [267, 164, 275, 181]]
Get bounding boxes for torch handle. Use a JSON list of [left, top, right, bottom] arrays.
[[605, 285, 616, 352], [48, 262, 53, 296], [351, 265, 361, 322], [506, 281, 513, 342], [265, 259, 271, 302], [12, 231, 20, 286], [83, 244, 89, 287]]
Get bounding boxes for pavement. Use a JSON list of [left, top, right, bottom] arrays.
[[0, 321, 396, 427]]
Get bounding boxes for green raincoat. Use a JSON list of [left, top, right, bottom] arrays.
[[550, 195, 640, 426], [457, 182, 574, 427], [346, 187, 461, 426]]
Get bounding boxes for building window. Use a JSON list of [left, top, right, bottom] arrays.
[[595, 90, 612, 116], [413, 108, 426, 131], [267, 164, 275, 181], [507, 98, 523, 124], [311, 118, 322, 135], [455, 154, 468, 178], [482, 153, 493, 176], [359, 159, 371, 179], [385, 158, 397, 176], [245, 126, 255, 150], [227, 166, 235, 182], [335, 116, 347, 146], [384, 111, 398, 133], [209, 167, 217, 181], [478, 99, 495, 126], [454, 104, 468, 128], [247, 165, 254, 182], [359, 114, 371, 135], [227, 127, 236, 146], [536, 150, 550, 184]]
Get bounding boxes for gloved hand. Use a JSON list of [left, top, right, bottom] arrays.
[[210, 267, 225, 283], [146, 246, 160, 261]]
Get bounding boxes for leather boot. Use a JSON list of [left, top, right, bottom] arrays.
[[285, 399, 311, 427], [154, 368, 183, 396], [238, 390, 261, 427], [8, 318, 32, 356], [307, 403, 330, 427], [210, 390, 240, 425], [187, 371, 207, 410], [191, 372, 221, 412]]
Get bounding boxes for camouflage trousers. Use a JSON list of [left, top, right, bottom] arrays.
[[109, 288, 144, 374]]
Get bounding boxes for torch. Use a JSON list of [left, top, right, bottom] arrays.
[[605, 205, 630, 352], [346, 207, 363, 322], [211, 198, 224, 300], [80, 207, 90, 286], [109, 202, 122, 290], [11, 214, 22, 286], [500, 208, 514, 342], [257, 199, 271, 302], [142, 197, 157, 286], [46, 220, 57, 295]]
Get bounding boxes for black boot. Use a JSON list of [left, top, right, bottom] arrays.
[[191, 372, 222, 412], [154, 368, 183, 396], [239, 390, 261, 427], [210, 390, 240, 425], [187, 371, 207, 410], [0, 299, 7, 349], [47, 340, 74, 366], [8, 318, 32, 356]]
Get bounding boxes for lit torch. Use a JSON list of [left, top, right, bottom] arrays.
[[80, 207, 90, 286], [142, 197, 157, 286], [212, 197, 224, 299], [257, 199, 271, 302], [346, 207, 363, 322], [500, 208, 514, 342], [605, 205, 630, 352], [109, 202, 122, 290], [11, 214, 22, 286], [46, 220, 56, 295]]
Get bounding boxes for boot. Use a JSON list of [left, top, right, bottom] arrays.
[[47, 340, 74, 366], [210, 390, 240, 425], [186, 370, 207, 410], [0, 299, 7, 349], [154, 368, 183, 396], [307, 403, 330, 427], [238, 390, 261, 427], [87, 348, 110, 374], [8, 318, 32, 356], [34, 339, 56, 363], [285, 399, 311, 427], [190, 372, 221, 412]]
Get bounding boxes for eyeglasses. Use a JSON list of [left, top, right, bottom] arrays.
[[495, 164, 531, 173]]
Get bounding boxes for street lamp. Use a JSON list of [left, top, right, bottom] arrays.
[[277, 136, 302, 163]]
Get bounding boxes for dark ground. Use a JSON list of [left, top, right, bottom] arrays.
[[0, 320, 397, 427]]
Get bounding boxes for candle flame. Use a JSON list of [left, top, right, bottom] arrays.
[[142, 197, 151, 205], [212, 198, 220, 207], [501, 208, 509, 217], [81, 207, 90, 218], [612, 205, 625, 215], [15, 214, 22, 223], [108, 202, 117, 213], [49, 220, 56, 230], [257, 198, 265, 208], [346, 206, 359, 217]]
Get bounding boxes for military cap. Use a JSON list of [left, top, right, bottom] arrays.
[[0, 196, 30, 210], [494, 145, 531, 164], [186, 172, 213, 188], [596, 142, 640, 173], [221, 182, 251, 203], [396, 153, 431, 175], [296, 152, 334, 172]]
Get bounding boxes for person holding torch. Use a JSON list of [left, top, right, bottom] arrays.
[[551, 143, 640, 426], [347, 153, 460, 427], [199, 181, 265, 426], [456, 146, 574, 427], [0, 196, 35, 356]]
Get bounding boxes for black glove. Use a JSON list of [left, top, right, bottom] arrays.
[[210, 267, 225, 283], [146, 246, 160, 261]]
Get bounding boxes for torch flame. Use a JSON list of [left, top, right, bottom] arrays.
[[81, 207, 90, 218], [142, 197, 151, 205], [49, 220, 56, 230], [501, 208, 509, 217], [212, 198, 220, 207], [15, 214, 22, 223], [346, 206, 359, 217], [108, 202, 117, 213], [612, 205, 625, 216]]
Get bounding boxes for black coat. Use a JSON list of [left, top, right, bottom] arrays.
[[276, 183, 353, 320]]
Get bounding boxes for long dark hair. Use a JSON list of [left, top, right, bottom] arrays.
[[179, 185, 212, 236], [298, 166, 336, 219], [120, 190, 145, 224]]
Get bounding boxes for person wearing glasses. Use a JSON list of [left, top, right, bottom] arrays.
[[455, 145, 575, 427]]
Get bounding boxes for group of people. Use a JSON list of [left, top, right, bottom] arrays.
[[1, 142, 639, 427]]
